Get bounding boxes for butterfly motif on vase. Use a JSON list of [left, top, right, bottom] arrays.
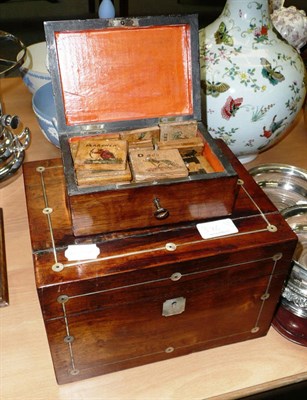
[[260, 58, 285, 85], [202, 80, 230, 98], [221, 96, 243, 120], [214, 22, 234, 46]]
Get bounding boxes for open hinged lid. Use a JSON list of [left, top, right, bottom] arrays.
[[44, 14, 201, 136]]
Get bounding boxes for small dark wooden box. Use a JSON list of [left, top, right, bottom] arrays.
[[23, 142, 297, 384], [44, 15, 239, 237]]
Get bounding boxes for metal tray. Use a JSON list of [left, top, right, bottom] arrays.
[[249, 163, 307, 211]]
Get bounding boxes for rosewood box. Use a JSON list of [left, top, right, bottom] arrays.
[[23, 142, 297, 384], [44, 15, 239, 237]]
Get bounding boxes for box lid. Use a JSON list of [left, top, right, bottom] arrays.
[[44, 15, 201, 136]]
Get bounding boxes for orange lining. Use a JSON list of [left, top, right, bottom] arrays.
[[55, 25, 193, 126], [203, 142, 224, 173]]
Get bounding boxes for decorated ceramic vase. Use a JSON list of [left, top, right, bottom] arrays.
[[199, 0, 306, 163]]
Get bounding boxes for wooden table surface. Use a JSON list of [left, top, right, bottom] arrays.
[[0, 77, 307, 400]]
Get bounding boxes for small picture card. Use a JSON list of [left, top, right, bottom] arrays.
[[69, 133, 121, 160], [129, 148, 188, 182], [196, 218, 238, 239], [74, 138, 128, 171], [119, 126, 160, 145], [75, 164, 132, 187], [159, 121, 198, 141]]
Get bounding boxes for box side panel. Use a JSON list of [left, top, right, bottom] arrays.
[[69, 176, 238, 236], [40, 250, 290, 384], [37, 240, 296, 319], [32, 209, 297, 292]]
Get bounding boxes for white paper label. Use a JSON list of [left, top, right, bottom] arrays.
[[65, 244, 100, 261], [196, 218, 238, 239]]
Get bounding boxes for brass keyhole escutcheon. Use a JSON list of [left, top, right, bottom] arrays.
[[153, 197, 169, 220]]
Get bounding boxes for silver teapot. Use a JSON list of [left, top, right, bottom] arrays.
[[0, 106, 30, 183], [0, 30, 30, 184]]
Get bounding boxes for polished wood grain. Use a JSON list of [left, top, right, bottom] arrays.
[[61, 125, 238, 236], [23, 140, 298, 384], [69, 174, 238, 236], [1, 77, 307, 398]]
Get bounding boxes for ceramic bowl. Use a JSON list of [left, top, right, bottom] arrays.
[[17, 41, 51, 94], [32, 82, 59, 147]]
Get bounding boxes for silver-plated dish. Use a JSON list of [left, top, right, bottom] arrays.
[[249, 163, 307, 211], [281, 204, 307, 270]]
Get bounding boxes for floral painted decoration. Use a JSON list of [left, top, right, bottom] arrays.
[[199, 0, 306, 163]]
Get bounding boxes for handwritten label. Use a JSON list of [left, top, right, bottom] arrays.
[[65, 244, 100, 261], [196, 218, 238, 239]]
